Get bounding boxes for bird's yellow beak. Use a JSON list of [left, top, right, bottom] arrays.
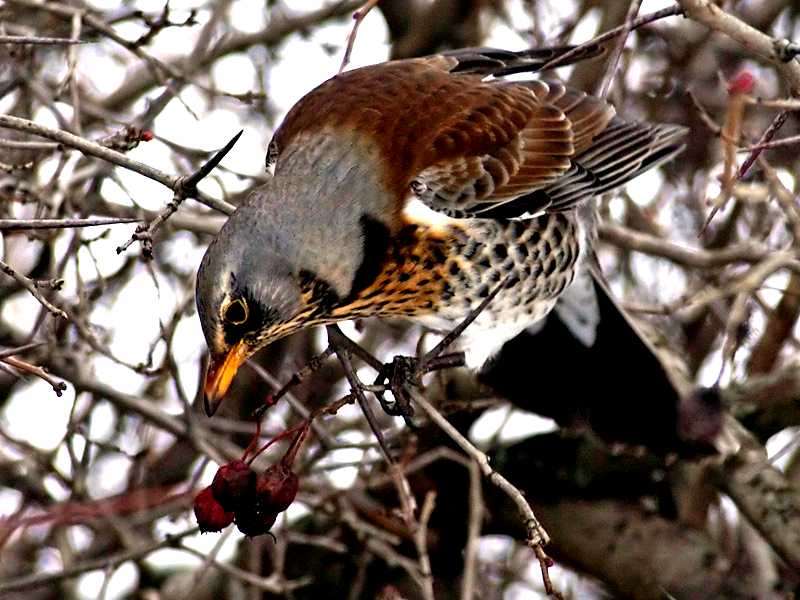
[[203, 341, 247, 416]]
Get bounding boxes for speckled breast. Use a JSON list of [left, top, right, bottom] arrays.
[[417, 211, 583, 338]]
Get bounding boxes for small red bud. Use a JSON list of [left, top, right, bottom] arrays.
[[212, 460, 257, 511], [255, 463, 299, 513], [194, 487, 234, 533], [727, 70, 756, 95], [140, 130, 154, 142], [235, 506, 277, 537]]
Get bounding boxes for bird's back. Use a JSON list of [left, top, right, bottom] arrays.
[[266, 52, 683, 225]]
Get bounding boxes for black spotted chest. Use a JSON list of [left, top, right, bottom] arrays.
[[426, 211, 582, 330]]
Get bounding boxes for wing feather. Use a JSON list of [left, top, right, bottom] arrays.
[[268, 46, 684, 222], [415, 80, 617, 216]]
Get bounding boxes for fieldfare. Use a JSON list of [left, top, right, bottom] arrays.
[[196, 45, 687, 416]]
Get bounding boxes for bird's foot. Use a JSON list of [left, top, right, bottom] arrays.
[[374, 351, 466, 424]]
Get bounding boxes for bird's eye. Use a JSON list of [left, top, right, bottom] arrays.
[[223, 298, 248, 325]]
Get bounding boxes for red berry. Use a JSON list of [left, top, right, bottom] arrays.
[[234, 506, 277, 537], [140, 130, 154, 141], [212, 460, 257, 511], [255, 463, 299, 513], [727, 70, 756, 95], [194, 487, 233, 533]]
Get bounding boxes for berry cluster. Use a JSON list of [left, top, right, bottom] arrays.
[[194, 422, 307, 537]]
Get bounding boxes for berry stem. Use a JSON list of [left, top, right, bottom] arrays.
[[246, 419, 310, 466], [241, 419, 262, 462], [280, 421, 311, 468]]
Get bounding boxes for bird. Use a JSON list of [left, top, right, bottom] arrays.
[[196, 44, 687, 416]]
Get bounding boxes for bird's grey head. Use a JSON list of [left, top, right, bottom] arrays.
[[195, 140, 387, 416], [196, 206, 304, 416]]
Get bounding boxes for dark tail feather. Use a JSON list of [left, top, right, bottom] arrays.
[[443, 44, 607, 77]]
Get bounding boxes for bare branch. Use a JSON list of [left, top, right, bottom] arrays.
[[596, 0, 643, 98], [1, 355, 67, 396], [0, 528, 200, 594], [540, 5, 683, 71], [339, 0, 381, 73], [678, 0, 800, 91], [0, 258, 68, 319], [0, 114, 235, 215], [0, 34, 88, 45], [0, 217, 139, 231], [713, 424, 800, 573], [598, 223, 773, 269], [116, 130, 242, 257], [406, 387, 549, 547]]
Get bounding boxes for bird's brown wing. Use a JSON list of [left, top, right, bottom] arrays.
[[269, 48, 682, 221], [475, 117, 687, 219], [411, 78, 616, 216]]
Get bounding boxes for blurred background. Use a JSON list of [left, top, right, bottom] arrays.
[[1, 0, 800, 598]]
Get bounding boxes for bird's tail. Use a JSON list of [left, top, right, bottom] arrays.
[[442, 44, 607, 77]]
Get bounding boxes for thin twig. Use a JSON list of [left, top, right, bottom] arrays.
[[686, 89, 722, 134], [0, 343, 45, 360], [0, 527, 200, 594], [0, 217, 139, 231], [182, 542, 311, 592], [598, 223, 770, 269], [407, 387, 564, 594], [540, 5, 682, 71], [116, 130, 243, 257], [0, 138, 58, 150], [406, 387, 549, 548], [597, 0, 643, 98], [251, 346, 336, 419], [418, 279, 507, 372], [339, 0, 380, 73], [389, 461, 419, 530], [0, 258, 68, 319], [328, 325, 396, 464], [246, 360, 337, 449], [0, 114, 235, 215], [745, 97, 800, 110], [461, 461, 483, 600], [678, 0, 800, 92], [1, 356, 67, 396], [0, 34, 88, 45], [739, 114, 793, 157], [413, 491, 437, 600]]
